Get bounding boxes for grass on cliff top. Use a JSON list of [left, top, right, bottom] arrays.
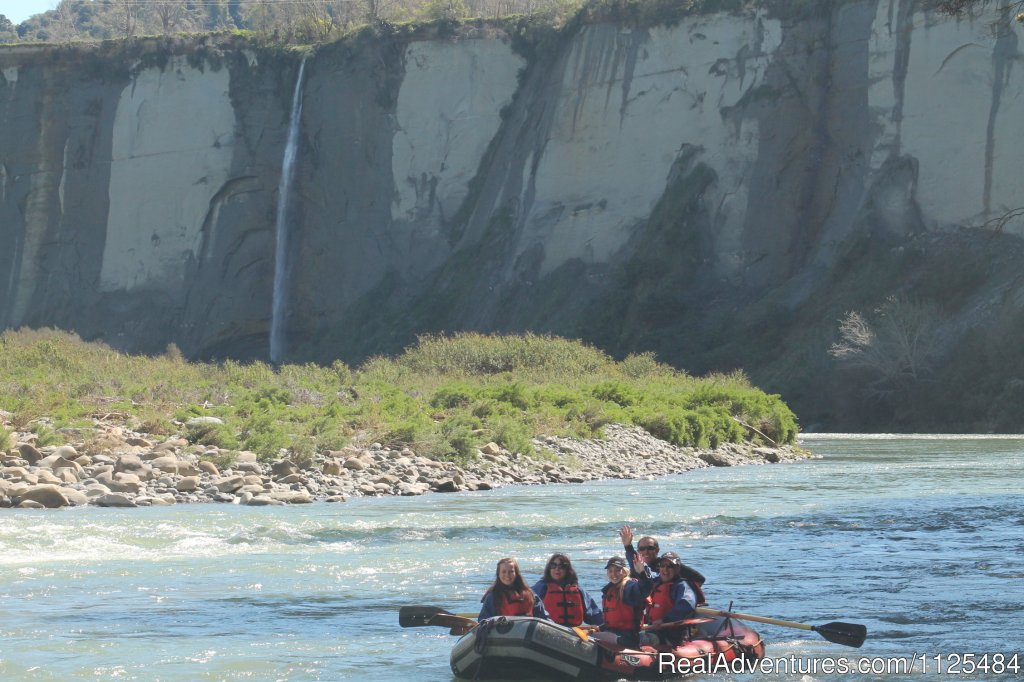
[[0, 328, 797, 463]]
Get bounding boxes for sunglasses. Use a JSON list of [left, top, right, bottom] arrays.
[[638, 545, 658, 552], [549, 562, 570, 569]]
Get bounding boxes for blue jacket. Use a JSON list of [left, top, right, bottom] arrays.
[[478, 589, 549, 621], [532, 580, 604, 626]]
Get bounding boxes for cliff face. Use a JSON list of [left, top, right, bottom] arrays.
[[3, 2, 1024, 431]]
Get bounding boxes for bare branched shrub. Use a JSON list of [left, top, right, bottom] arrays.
[[829, 295, 947, 398]]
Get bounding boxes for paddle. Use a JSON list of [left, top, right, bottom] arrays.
[[399, 606, 478, 635], [695, 606, 867, 648]]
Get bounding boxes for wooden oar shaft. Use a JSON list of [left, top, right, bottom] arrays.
[[696, 607, 813, 631]]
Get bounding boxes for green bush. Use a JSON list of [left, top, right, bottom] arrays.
[[0, 329, 798, 467], [0, 426, 11, 452], [185, 421, 239, 450]]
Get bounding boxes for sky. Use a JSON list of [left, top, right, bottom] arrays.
[[3, 0, 58, 24]]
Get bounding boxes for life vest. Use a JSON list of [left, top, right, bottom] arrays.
[[645, 581, 676, 623], [686, 577, 707, 606], [602, 583, 643, 632], [498, 591, 533, 616], [542, 583, 586, 626]]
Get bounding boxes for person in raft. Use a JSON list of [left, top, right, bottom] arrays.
[[620, 524, 708, 604], [637, 552, 699, 647], [478, 557, 549, 621], [531, 553, 603, 627], [619, 525, 660, 580], [588, 555, 652, 648]]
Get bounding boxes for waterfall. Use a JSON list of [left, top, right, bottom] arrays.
[[269, 57, 307, 364]]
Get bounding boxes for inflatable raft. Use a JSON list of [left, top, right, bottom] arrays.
[[450, 615, 765, 680]]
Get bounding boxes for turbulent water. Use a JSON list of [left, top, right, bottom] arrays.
[[1, 436, 1021, 681]]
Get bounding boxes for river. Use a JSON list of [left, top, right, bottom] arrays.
[[0, 436, 1021, 681]]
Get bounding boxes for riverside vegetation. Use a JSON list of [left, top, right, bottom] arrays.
[[0, 328, 802, 508]]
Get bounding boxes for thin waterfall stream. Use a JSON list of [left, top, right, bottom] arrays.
[[270, 57, 307, 364]]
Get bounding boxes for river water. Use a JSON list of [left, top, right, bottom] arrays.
[[1, 436, 1021, 681]]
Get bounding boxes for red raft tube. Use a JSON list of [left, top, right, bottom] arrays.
[[450, 615, 765, 680]]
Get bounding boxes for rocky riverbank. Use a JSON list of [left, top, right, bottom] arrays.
[[0, 419, 811, 509]]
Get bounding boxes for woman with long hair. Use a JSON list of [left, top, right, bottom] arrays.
[[591, 555, 652, 647], [532, 553, 602, 627], [478, 558, 548, 620]]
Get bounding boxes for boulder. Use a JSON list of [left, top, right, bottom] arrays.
[[480, 442, 502, 456], [186, 416, 224, 427], [246, 495, 283, 506], [16, 484, 70, 508], [96, 493, 137, 507], [198, 460, 219, 476], [108, 473, 143, 494], [270, 490, 313, 504], [213, 475, 244, 493], [343, 457, 367, 471], [235, 461, 263, 475], [149, 456, 182, 474], [35, 470, 63, 485], [271, 460, 297, 478], [17, 443, 43, 464], [175, 476, 201, 492], [62, 488, 90, 506], [52, 445, 80, 461]]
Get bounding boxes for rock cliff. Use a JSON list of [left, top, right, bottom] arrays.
[[3, 1, 1024, 431]]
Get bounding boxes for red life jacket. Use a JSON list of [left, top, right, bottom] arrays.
[[602, 583, 643, 632], [645, 581, 676, 623], [498, 591, 533, 616], [542, 583, 585, 626]]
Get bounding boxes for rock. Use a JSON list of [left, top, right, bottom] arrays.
[[37, 454, 83, 473], [271, 460, 298, 478], [270, 490, 313, 504], [16, 484, 70, 508], [236, 451, 258, 463], [246, 495, 283, 506], [198, 461, 219, 476], [235, 461, 263, 475], [213, 475, 244, 493], [108, 473, 143, 494], [152, 438, 187, 453], [325, 494, 347, 503], [35, 470, 62, 485], [480, 442, 501, 456], [149, 456, 182, 474], [18, 499, 46, 509], [17, 443, 42, 464], [126, 437, 153, 448], [62, 489, 90, 506], [343, 457, 367, 471], [114, 454, 147, 474], [52, 445, 80, 460], [277, 473, 305, 484], [96, 493, 137, 507], [176, 476, 201, 492], [322, 460, 343, 476], [186, 416, 224, 427], [212, 492, 236, 503], [433, 479, 460, 493]]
